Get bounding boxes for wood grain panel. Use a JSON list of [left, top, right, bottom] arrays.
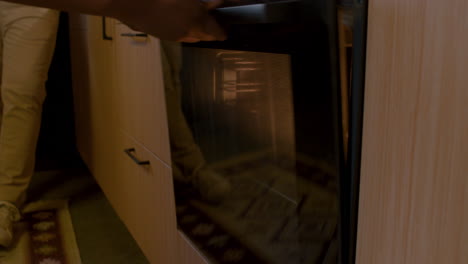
[[356, 0, 468, 263]]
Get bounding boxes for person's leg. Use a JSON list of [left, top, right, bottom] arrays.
[[160, 41, 231, 203], [0, 3, 59, 209], [160, 41, 206, 183]]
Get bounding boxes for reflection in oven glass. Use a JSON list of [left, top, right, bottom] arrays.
[[162, 42, 339, 263]]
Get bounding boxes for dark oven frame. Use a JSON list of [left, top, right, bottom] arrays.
[[183, 1, 369, 263]]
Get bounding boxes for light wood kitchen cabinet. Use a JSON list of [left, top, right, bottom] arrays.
[[109, 131, 179, 263], [113, 23, 171, 164], [68, 15, 117, 181], [69, 14, 207, 264], [356, 0, 468, 263], [69, 2, 467, 261]]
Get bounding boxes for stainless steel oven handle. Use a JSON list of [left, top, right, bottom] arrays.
[[212, 1, 301, 24]]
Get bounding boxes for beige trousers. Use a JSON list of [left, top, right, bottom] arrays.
[[0, 2, 59, 207]]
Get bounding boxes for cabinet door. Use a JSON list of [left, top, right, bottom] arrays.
[[105, 131, 178, 263], [69, 15, 117, 178], [114, 23, 171, 164], [357, 0, 468, 263]]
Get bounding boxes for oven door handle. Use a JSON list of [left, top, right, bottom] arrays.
[[212, 1, 302, 25]]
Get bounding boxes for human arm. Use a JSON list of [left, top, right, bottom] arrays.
[[3, 0, 226, 42]]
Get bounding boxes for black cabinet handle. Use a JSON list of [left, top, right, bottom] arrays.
[[102, 16, 112, 40], [124, 148, 150, 165]]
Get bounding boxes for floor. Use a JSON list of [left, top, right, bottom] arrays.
[[28, 158, 149, 264]]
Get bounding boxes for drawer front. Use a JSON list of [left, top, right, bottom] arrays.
[[102, 132, 178, 263], [114, 23, 171, 164]]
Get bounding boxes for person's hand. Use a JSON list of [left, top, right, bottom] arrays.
[[108, 0, 226, 42]]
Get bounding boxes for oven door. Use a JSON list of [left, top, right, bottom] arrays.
[[164, 1, 348, 263]]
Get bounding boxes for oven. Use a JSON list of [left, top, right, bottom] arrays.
[[163, 0, 366, 263]]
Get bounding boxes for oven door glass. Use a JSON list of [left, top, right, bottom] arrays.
[[162, 1, 350, 263]]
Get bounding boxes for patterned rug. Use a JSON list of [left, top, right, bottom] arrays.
[[0, 200, 81, 264]]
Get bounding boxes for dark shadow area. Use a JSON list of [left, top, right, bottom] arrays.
[[36, 12, 80, 171]]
